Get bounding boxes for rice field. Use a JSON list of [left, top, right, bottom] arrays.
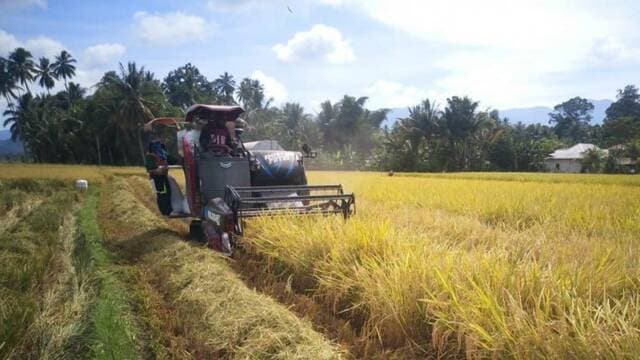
[[1, 164, 639, 359], [246, 171, 640, 358]]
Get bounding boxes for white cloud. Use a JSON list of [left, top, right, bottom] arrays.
[[72, 69, 104, 93], [24, 36, 65, 58], [0, 29, 20, 56], [323, 0, 640, 107], [273, 24, 355, 64], [251, 70, 288, 104], [133, 11, 209, 46], [365, 80, 436, 109], [432, 50, 549, 108], [83, 43, 126, 66], [348, 0, 608, 51], [0, 30, 65, 59], [590, 36, 640, 63]]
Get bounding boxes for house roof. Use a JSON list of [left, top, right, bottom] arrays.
[[547, 143, 604, 160]]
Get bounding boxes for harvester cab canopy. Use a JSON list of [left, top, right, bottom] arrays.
[[185, 104, 244, 123]]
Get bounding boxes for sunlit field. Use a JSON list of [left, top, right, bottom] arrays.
[[0, 163, 144, 183], [248, 171, 640, 358], [1, 165, 639, 358]]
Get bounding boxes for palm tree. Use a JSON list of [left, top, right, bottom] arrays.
[[99, 62, 156, 164], [26, 97, 82, 162], [2, 93, 31, 141], [236, 77, 266, 110], [52, 50, 76, 90], [3, 93, 34, 157], [317, 100, 338, 150], [280, 102, 312, 149], [443, 96, 495, 170], [397, 99, 441, 169], [236, 78, 253, 108], [250, 79, 266, 109], [7, 47, 36, 94], [401, 99, 440, 140], [162, 63, 218, 108], [281, 103, 308, 129], [0, 58, 19, 107], [66, 82, 86, 103], [34, 57, 57, 94], [213, 72, 236, 105]]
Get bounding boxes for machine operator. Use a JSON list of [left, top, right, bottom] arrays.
[[198, 112, 239, 155]]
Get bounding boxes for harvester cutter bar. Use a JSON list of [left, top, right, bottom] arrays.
[[230, 184, 346, 193], [224, 184, 355, 234]]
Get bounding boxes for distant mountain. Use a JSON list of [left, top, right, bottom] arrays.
[[501, 99, 612, 125], [0, 139, 23, 156], [382, 99, 613, 128], [498, 106, 552, 125], [0, 129, 10, 141], [0, 130, 23, 156]]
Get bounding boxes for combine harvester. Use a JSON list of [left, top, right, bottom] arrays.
[[145, 104, 355, 255]]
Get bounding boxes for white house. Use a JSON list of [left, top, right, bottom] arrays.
[[544, 143, 607, 173]]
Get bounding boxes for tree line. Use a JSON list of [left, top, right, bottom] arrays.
[[1, 46, 639, 172]]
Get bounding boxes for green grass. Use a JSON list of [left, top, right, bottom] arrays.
[[74, 189, 140, 360]]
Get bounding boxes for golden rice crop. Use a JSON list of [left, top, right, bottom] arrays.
[[2, 164, 638, 358], [0, 163, 144, 183], [394, 171, 640, 187], [245, 171, 640, 358]]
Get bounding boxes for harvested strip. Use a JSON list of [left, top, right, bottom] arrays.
[[125, 175, 189, 234], [0, 199, 42, 235], [13, 209, 91, 358], [1, 186, 82, 358], [99, 177, 343, 359]]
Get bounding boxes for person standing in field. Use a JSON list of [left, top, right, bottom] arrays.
[[145, 135, 189, 216]]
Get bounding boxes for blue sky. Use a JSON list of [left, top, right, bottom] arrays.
[[2, 0, 640, 120]]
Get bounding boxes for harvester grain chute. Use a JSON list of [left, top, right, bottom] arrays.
[[144, 104, 355, 255]]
